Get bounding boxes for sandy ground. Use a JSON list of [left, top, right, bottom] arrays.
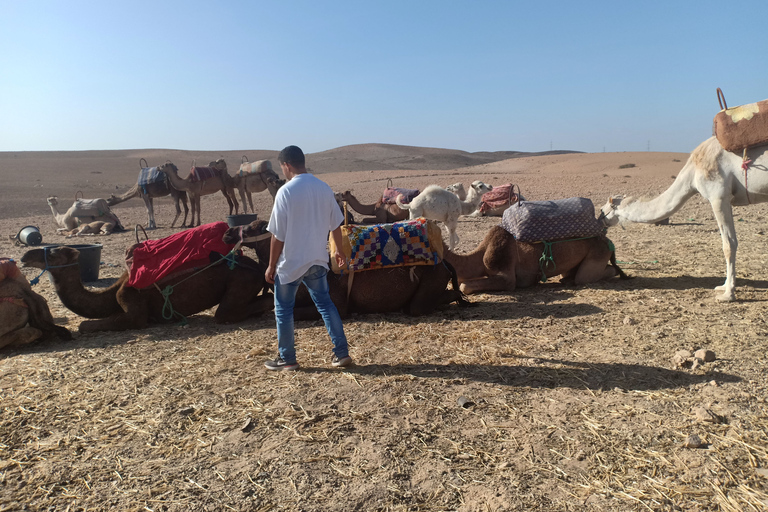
[[1, 145, 767, 511]]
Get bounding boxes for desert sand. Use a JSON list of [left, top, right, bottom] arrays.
[[1, 144, 766, 511]]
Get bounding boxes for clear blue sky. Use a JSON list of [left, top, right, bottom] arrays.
[[2, 1, 765, 154]]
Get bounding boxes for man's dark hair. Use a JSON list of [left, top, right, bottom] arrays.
[[278, 145, 305, 168]]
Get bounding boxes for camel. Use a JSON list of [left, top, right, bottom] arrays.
[[61, 220, 115, 238], [107, 165, 190, 228], [442, 225, 629, 294], [396, 181, 493, 250], [234, 158, 285, 214], [158, 159, 238, 227], [47, 196, 121, 232], [338, 191, 409, 224], [600, 136, 768, 302], [0, 258, 71, 349], [221, 220, 469, 318], [20, 246, 273, 333]]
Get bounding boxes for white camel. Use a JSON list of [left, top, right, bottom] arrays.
[[396, 180, 493, 250], [601, 136, 768, 302]]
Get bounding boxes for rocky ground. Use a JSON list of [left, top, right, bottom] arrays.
[[1, 146, 766, 511]]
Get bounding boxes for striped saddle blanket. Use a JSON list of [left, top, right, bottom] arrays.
[[238, 159, 272, 178], [329, 218, 443, 273], [501, 197, 604, 242], [188, 166, 223, 183], [480, 183, 519, 214], [138, 167, 167, 187]]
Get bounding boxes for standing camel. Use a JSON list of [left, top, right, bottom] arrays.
[[337, 190, 409, 224], [601, 136, 768, 302], [234, 158, 285, 213], [107, 162, 189, 228], [157, 159, 237, 227]]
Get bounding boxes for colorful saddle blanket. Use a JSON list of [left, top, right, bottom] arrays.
[[329, 218, 443, 273], [138, 167, 167, 187], [126, 222, 235, 289], [188, 166, 222, 183], [480, 183, 519, 214], [501, 197, 604, 242], [382, 187, 419, 205]]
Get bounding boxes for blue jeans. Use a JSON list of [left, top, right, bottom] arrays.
[[274, 265, 348, 364]]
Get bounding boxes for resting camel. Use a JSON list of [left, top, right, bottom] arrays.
[[20, 246, 273, 333], [0, 258, 71, 349], [47, 196, 121, 232], [107, 165, 189, 228], [221, 220, 468, 318], [234, 158, 285, 214], [396, 181, 493, 250], [158, 159, 237, 227], [337, 191, 409, 224], [442, 226, 629, 294], [61, 220, 115, 238], [601, 136, 768, 302]]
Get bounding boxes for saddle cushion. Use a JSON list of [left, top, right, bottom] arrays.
[[126, 222, 235, 289], [382, 187, 419, 205], [137, 167, 167, 187], [480, 184, 519, 214], [713, 97, 768, 152], [237, 160, 271, 178], [328, 218, 443, 274], [501, 197, 604, 242], [188, 166, 222, 183], [0, 258, 22, 283]]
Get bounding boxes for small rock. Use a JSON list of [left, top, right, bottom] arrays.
[[756, 468, 768, 479], [457, 396, 475, 408], [683, 434, 706, 448], [709, 380, 718, 387], [178, 406, 195, 416], [241, 417, 255, 433], [673, 350, 693, 368], [694, 349, 716, 362], [693, 406, 725, 424], [623, 316, 635, 326], [691, 357, 704, 370]]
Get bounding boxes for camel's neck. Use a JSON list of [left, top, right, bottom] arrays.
[[47, 267, 124, 319], [460, 189, 483, 215], [49, 203, 62, 220], [162, 170, 189, 190], [343, 194, 377, 215], [442, 243, 488, 280], [110, 184, 140, 205], [618, 165, 698, 224]]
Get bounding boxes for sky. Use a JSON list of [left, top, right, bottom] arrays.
[[1, 0, 766, 155]]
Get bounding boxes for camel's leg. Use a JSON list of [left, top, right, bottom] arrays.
[[192, 196, 201, 226], [215, 294, 273, 323], [170, 197, 181, 228], [0, 327, 43, 349], [445, 221, 459, 251], [237, 184, 249, 214], [247, 191, 255, 215], [709, 198, 738, 301], [143, 196, 156, 229], [179, 195, 189, 227], [78, 288, 150, 333], [459, 275, 516, 294]]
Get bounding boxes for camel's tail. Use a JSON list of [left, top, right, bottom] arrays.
[[395, 194, 411, 211], [610, 251, 632, 280]]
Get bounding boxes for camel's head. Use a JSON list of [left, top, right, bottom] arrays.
[[222, 220, 271, 263], [157, 161, 178, 174], [46, 196, 59, 206], [470, 180, 493, 196], [446, 182, 467, 201], [209, 158, 227, 172], [20, 246, 80, 270], [599, 195, 624, 227], [265, 176, 286, 197]]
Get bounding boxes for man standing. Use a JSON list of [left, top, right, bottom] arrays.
[[264, 145, 352, 370]]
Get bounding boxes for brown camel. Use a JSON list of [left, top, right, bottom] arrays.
[[158, 159, 238, 227], [107, 165, 190, 228], [221, 220, 468, 318], [20, 246, 273, 333], [443, 226, 629, 294], [0, 258, 71, 349], [338, 191, 409, 224], [234, 158, 286, 214]]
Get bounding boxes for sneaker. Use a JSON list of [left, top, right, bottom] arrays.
[[264, 356, 300, 371], [332, 355, 353, 368]]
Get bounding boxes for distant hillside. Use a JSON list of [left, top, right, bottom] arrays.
[[307, 143, 581, 173]]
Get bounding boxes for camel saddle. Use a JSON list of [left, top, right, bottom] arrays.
[[70, 198, 124, 231], [138, 167, 167, 187], [480, 183, 519, 214], [713, 88, 768, 153], [328, 218, 443, 274], [381, 187, 419, 205], [501, 197, 604, 242], [125, 222, 235, 289], [188, 166, 222, 183]]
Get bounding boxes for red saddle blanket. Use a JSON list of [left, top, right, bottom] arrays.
[[382, 187, 419, 205], [126, 222, 235, 289], [188, 166, 222, 183], [480, 184, 519, 214]]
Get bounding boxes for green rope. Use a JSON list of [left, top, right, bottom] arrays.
[[535, 236, 604, 283], [154, 248, 240, 324]]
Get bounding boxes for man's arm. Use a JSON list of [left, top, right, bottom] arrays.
[[265, 235, 285, 284], [331, 226, 346, 269]]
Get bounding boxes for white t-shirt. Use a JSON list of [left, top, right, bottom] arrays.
[[267, 173, 344, 283]]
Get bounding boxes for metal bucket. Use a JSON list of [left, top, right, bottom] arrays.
[[16, 226, 43, 246], [226, 213, 258, 228]]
